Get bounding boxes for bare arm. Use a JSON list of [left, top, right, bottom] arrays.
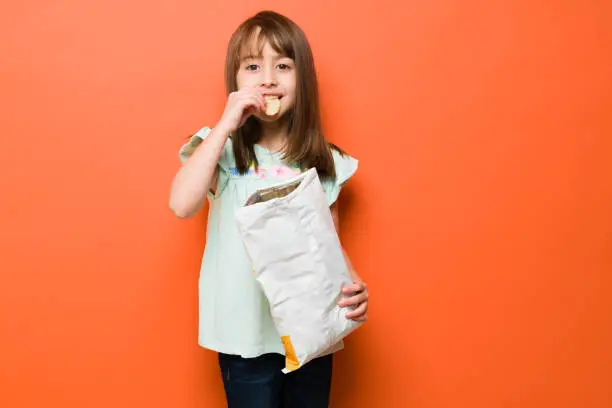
[[169, 87, 267, 219], [169, 124, 230, 219]]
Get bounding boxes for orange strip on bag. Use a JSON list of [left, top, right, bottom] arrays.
[[281, 336, 300, 372]]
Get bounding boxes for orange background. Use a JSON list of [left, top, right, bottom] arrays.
[[1, 1, 610, 407]]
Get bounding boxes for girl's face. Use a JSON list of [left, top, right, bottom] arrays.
[[236, 39, 297, 123]]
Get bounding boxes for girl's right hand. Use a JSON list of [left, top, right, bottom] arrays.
[[217, 87, 266, 133]]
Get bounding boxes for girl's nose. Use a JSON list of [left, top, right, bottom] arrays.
[[261, 68, 278, 87]]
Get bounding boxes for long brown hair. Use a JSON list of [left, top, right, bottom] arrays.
[[225, 10, 344, 180]]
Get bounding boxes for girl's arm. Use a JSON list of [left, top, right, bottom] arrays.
[[169, 87, 267, 219], [169, 124, 229, 219], [330, 201, 369, 322]]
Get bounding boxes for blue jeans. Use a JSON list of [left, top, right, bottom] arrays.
[[218, 353, 333, 408]]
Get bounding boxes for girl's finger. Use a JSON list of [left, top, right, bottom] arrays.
[[338, 292, 368, 307], [346, 302, 368, 319], [342, 282, 367, 294], [240, 95, 263, 112], [251, 94, 265, 111], [248, 89, 265, 109], [239, 87, 264, 106], [238, 103, 260, 127], [240, 94, 260, 105], [256, 93, 266, 112], [243, 105, 258, 117], [341, 284, 359, 294]]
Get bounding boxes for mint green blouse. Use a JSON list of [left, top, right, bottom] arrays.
[[179, 126, 358, 358]]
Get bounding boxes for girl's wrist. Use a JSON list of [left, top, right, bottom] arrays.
[[214, 120, 234, 136]]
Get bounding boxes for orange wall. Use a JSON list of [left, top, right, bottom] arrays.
[[1, 1, 610, 407]]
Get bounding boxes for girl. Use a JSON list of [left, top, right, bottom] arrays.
[[169, 10, 369, 408]]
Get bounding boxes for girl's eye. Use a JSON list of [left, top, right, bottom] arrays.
[[277, 64, 291, 71], [246, 64, 259, 71]]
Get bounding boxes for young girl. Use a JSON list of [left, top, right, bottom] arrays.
[[169, 10, 369, 408]]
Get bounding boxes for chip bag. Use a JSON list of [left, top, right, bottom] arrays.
[[235, 168, 363, 373]]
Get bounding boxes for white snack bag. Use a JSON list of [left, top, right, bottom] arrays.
[[235, 168, 363, 373]]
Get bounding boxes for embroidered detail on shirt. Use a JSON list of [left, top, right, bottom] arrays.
[[229, 165, 302, 179]]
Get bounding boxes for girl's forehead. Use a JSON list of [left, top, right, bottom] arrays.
[[240, 39, 265, 58], [239, 28, 289, 59], [240, 40, 284, 59]]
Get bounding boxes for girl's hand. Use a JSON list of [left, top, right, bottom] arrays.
[[217, 87, 266, 133], [338, 281, 369, 322]]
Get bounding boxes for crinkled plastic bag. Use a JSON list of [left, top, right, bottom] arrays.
[[235, 168, 363, 373]]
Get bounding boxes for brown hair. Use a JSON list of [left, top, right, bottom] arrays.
[[225, 10, 344, 180]]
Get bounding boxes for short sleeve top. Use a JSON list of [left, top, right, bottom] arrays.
[[178, 126, 358, 357]]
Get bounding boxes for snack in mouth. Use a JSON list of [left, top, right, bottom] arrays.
[[264, 96, 281, 116]]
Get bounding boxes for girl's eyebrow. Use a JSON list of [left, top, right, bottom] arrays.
[[241, 52, 291, 62], [241, 53, 262, 61]]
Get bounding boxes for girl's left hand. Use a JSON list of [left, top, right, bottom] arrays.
[[338, 281, 369, 322]]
